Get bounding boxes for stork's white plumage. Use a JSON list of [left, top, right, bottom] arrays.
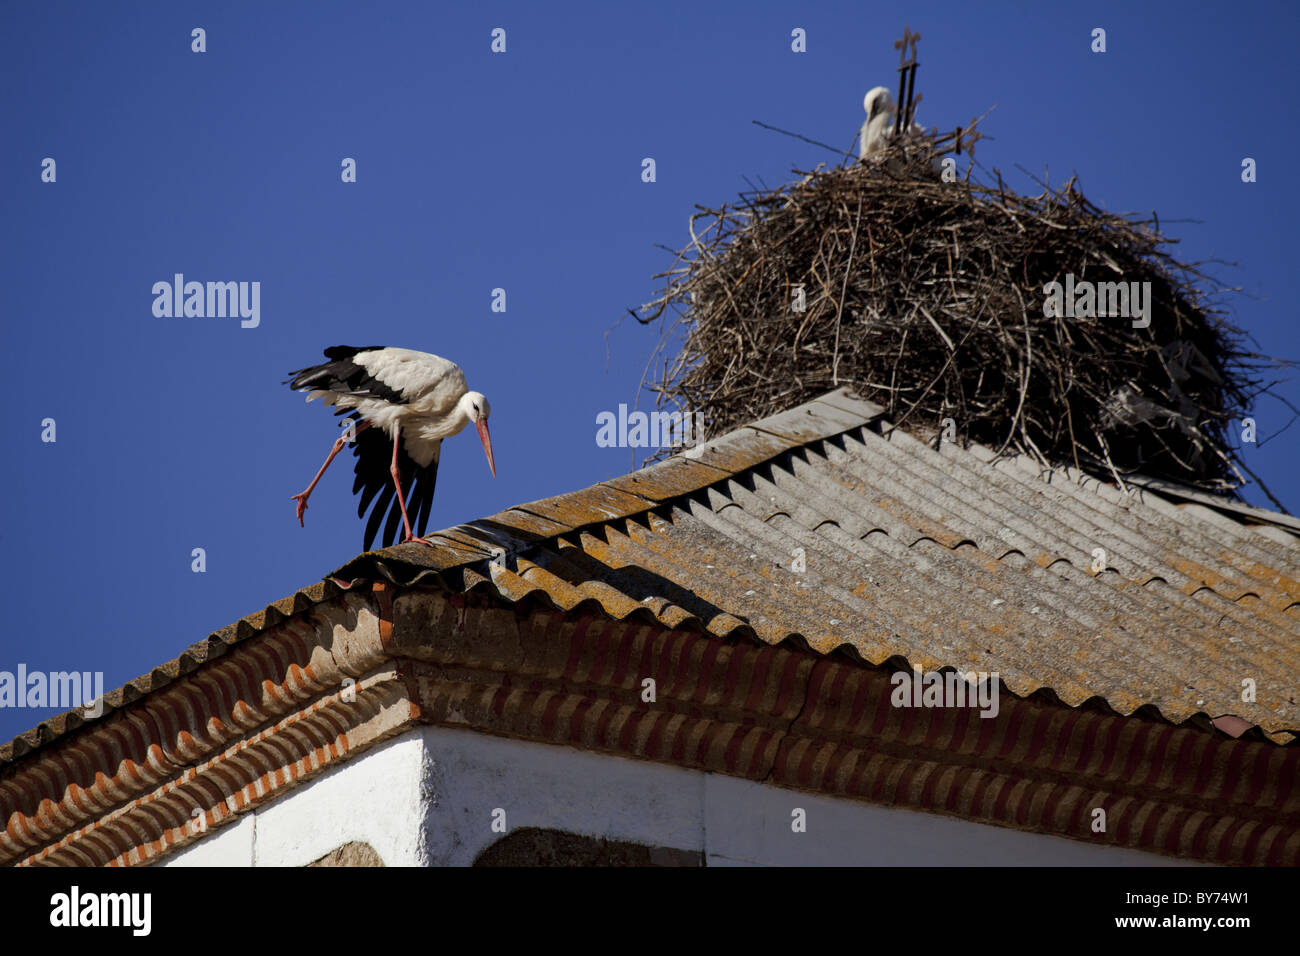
[[859, 86, 896, 158], [285, 345, 496, 550], [858, 85, 924, 159]]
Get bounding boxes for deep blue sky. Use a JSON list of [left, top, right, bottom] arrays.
[[2, 1, 1297, 742]]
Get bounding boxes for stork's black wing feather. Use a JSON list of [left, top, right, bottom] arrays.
[[323, 345, 387, 361], [364, 479, 396, 552], [407, 446, 439, 539], [350, 420, 441, 551], [284, 345, 407, 405]]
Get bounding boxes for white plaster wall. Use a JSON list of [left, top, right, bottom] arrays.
[[163, 813, 255, 867], [419, 726, 705, 866], [162, 725, 1195, 866], [700, 773, 1193, 866], [417, 727, 1193, 867], [162, 733, 429, 867]]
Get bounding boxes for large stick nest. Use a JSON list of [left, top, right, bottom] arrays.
[[635, 141, 1287, 499]]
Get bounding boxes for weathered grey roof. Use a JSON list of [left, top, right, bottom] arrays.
[[335, 387, 1300, 743]]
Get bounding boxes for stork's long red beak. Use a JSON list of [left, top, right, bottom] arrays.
[[477, 418, 496, 477]]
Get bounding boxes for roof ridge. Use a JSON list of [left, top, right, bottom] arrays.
[[333, 387, 890, 579]]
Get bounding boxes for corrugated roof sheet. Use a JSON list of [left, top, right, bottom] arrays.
[[4, 387, 1297, 768], [335, 388, 1300, 743]]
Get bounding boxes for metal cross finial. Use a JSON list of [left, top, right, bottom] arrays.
[[894, 25, 921, 68], [893, 26, 922, 135]]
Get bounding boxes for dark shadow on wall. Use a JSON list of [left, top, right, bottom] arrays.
[[474, 828, 703, 866]]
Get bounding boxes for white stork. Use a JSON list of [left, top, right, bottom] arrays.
[[859, 86, 896, 158], [859, 85, 924, 159], [285, 345, 496, 550]]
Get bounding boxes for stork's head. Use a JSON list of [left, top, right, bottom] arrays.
[[864, 86, 894, 120], [459, 390, 496, 477]]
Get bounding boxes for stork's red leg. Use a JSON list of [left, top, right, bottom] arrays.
[[390, 423, 419, 543], [291, 420, 371, 525]]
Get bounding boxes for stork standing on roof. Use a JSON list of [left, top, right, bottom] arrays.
[[285, 346, 496, 550]]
